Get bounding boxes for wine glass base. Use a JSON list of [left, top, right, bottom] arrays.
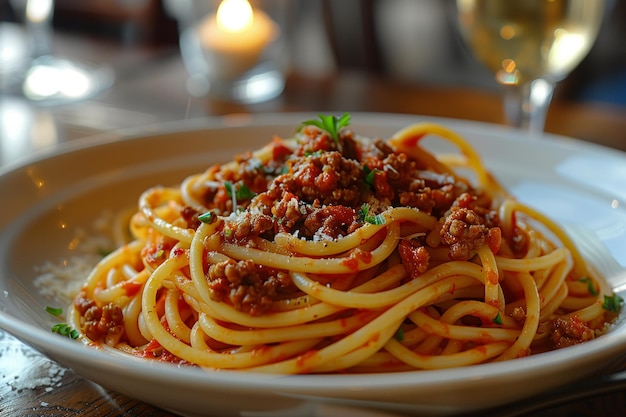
[[14, 55, 114, 106]]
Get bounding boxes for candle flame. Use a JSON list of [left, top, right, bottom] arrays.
[[26, 0, 53, 23], [217, 0, 254, 33]]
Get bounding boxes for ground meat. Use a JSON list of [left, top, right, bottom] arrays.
[[338, 130, 361, 161], [298, 126, 336, 152], [550, 316, 595, 350], [359, 137, 394, 163], [200, 124, 503, 258], [368, 152, 470, 217], [236, 153, 273, 193], [253, 142, 481, 243], [440, 207, 496, 260], [510, 227, 530, 256], [287, 151, 365, 207], [81, 302, 124, 342], [74, 290, 96, 316], [207, 259, 294, 316], [257, 195, 361, 241], [245, 149, 367, 239], [264, 191, 311, 234], [398, 239, 430, 279], [224, 211, 275, 241], [511, 306, 526, 323], [141, 235, 176, 269], [302, 205, 359, 240], [181, 206, 202, 230], [452, 193, 500, 227], [408, 172, 460, 215]]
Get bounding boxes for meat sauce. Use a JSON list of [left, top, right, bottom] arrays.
[[181, 125, 501, 316], [75, 123, 601, 356]]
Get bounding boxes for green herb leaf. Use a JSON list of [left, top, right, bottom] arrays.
[[51, 323, 80, 339], [358, 203, 386, 225], [198, 211, 216, 224], [395, 327, 404, 342], [358, 203, 370, 223], [224, 181, 256, 211], [367, 213, 386, 225], [602, 294, 624, 313], [579, 276, 599, 296], [46, 306, 63, 316], [363, 165, 381, 189], [224, 181, 234, 197], [492, 312, 503, 325], [304, 150, 323, 157], [224, 181, 237, 211], [235, 183, 257, 201], [301, 113, 351, 143]]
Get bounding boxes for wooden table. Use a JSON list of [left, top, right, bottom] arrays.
[[1, 43, 626, 417]]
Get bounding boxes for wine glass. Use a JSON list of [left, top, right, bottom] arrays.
[[455, 0, 605, 133], [3, 0, 113, 105]]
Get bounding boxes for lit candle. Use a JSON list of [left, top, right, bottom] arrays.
[[198, 0, 279, 80]]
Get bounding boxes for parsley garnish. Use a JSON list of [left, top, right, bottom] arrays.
[[602, 294, 624, 313], [395, 327, 404, 342], [579, 277, 599, 296], [51, 323, 80, 339], [358, 204, 369, 222], [358, 203, 386, 225], [369, 213, 386, 226], [492, 312, 503, 325], [46, 306, 63, 316], [235, 183, 257, 200], [224, 181, 237, 210], [47, 306, 79, 339], [301, 113, 351, 143], [198, 211, 216, 224], [363, 165, 381, 189], [224, 181, 257, 210]]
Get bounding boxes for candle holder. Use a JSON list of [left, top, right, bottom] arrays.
[[176, 0, 288, 104]]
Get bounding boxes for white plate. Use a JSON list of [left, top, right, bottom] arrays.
[[1, 113, 625, 417]]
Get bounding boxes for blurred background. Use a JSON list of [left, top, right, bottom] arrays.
[[0, 0, 625, 166]]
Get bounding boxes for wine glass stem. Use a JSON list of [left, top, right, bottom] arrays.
[[25, 0, 55, 59], [503, 78, 555, 134]]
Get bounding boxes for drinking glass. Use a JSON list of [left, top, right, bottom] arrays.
[[169, 0, 288, 103], [456, 0, 605, 133], [3, 0, 113, 105]]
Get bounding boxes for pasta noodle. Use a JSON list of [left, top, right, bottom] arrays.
[[68, 115, 620, 373]]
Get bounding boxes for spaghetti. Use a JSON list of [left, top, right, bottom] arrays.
[[68, 115, 620, 373]]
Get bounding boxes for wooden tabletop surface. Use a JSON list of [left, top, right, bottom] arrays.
[[1, 39, 625, 417]]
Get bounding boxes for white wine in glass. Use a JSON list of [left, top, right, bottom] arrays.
[[456, 0, 605, 133]]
